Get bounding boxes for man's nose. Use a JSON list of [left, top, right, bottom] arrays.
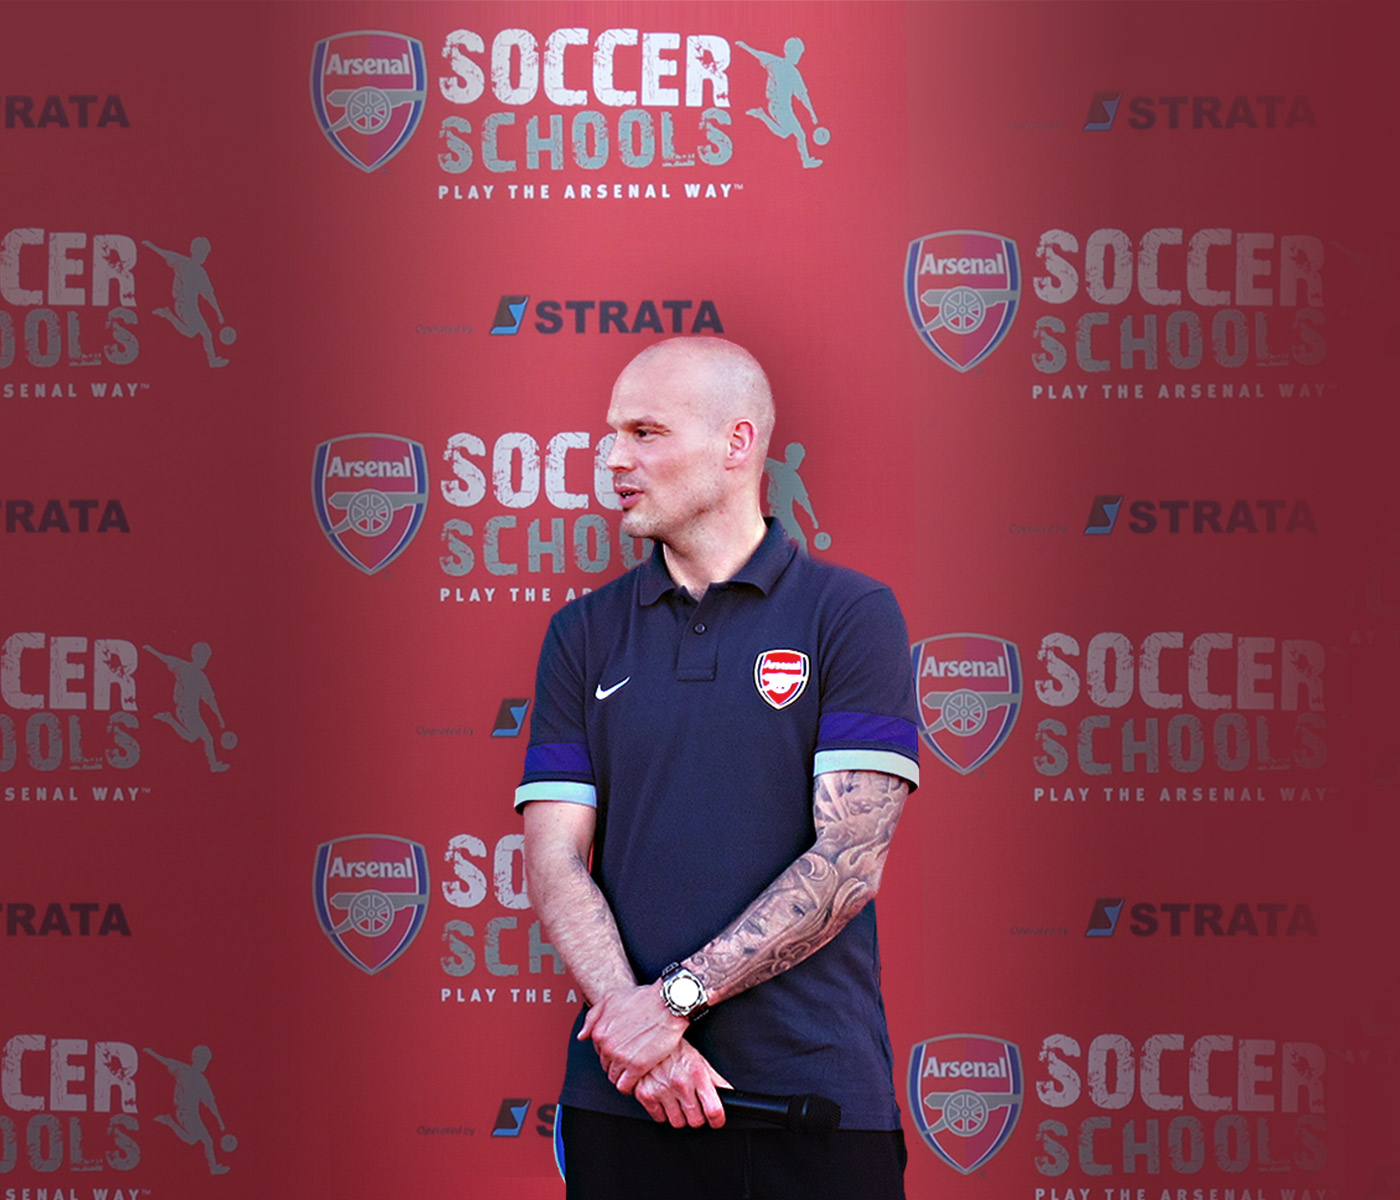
[[605, 436, 629, 472]]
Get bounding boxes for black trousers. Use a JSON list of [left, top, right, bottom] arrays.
[[560, 1106, 907, 1200]]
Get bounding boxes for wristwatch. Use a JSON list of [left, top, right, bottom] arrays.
[[659, 962, 709, 1021]]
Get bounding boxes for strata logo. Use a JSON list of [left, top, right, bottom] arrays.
[[905, 231, 1020, 372], [2, 94, 129, 129], [1084, 91, 1315, 131], [490, 294, 723, 335], [911, 634, 1021, 774], [1083, 494, 1123, 534], [1084, 495, 1317, 534], [490, 295, 529, 334], [1087, 897, 1318, 937], [1083, 91, 1122, 131], [908, 1034, 1022, 1173], [491, 697, 531, 737], [492, 1098, 531, 1137], [313, 834, 430, 974], [0, 1034, 239, 1175], [4, 901, 129, 936], [1085, 897, 1124, 935], [313, 434, 429, 574], [4, 499, 128, 533], [491, 1098, 557, 1138], [311, 31, 427, 171]]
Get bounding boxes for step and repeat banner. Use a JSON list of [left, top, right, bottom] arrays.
[[6, 2, 1397, 1198]]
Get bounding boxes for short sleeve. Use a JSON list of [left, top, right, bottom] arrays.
[[514, 609, 597, 812], [813, 586, 920, 791]]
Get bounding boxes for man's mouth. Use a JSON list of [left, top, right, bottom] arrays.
[[616, 486, 641, 508]]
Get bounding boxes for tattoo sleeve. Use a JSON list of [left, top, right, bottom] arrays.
[[684, 769, 908, 1005]]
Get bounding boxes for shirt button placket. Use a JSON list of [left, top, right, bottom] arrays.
[[675, 607, 718, 680]]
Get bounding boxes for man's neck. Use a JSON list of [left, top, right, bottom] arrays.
[[661, 514, 768, 601]]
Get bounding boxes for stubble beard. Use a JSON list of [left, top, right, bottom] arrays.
[[619, 472, 726, 548], [618, 507, 662, 545]]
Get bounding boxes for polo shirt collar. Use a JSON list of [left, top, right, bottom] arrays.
[[637, 518, 796, 605]]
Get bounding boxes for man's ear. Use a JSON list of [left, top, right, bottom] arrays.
[[725, 419, 758, 468]]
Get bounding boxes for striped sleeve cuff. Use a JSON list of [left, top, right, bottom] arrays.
[[514, 780, 598, 812], [814, 748, 920, 790]]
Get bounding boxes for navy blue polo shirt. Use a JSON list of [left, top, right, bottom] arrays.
[[516, 519, 920, 1128]]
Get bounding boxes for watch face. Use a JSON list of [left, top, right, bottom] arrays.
[[667, 974, 702, 1010]]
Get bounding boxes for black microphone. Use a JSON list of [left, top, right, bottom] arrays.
[[717, 1088, 842, 1134]]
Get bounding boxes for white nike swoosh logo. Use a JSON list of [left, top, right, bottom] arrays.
[[594, 677, 631, 700]]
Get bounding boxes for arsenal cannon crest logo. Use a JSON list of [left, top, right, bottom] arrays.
[[313, 834, 430, 974], [754, 649, 810, 710], [311, 31, 427, 172], [905, 230, 1021, 372], [911, 634, 1022, 774], [312, 433, 429, 574], [908, 1034, 1023, 1173]]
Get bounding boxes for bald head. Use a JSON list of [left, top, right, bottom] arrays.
[[605, 337, 777, 559], [614, 337, 775, 460]]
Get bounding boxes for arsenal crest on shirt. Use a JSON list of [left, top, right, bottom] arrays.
[[754, 649, 810, 709], [905, 230, 1021, 372]]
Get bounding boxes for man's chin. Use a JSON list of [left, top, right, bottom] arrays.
[[619, 513, 652, 541]]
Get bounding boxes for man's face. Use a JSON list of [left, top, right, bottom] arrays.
[[604, 353, 730, 545]]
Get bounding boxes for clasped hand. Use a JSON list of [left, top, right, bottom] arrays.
[[578, 984, 730, 1127]]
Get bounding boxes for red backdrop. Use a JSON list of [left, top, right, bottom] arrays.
[[6, 2, 1397, 1197]]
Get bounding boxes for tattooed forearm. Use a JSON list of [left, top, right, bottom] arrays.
[[685, 770, 908, 1005]]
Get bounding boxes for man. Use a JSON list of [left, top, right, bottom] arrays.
[[517, 337, 919, 1198]]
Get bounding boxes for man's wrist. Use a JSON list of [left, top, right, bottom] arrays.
[[658, 962, 710, 1021]]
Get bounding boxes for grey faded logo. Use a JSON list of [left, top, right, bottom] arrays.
[[144, 1044, 238, 1174], [143, 642, 236, 772], [765, 442, 831, 553], [143, 237, 236, 367], [736, 37, 829, 167]]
